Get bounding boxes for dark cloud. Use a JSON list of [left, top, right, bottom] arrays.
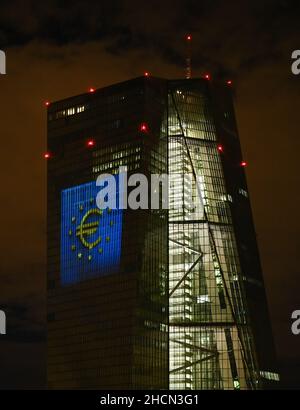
[[239, 51, 283, 72], [1, 0, 299, 73]]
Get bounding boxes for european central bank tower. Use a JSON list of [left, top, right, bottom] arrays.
[[47, 77, 279, 389]]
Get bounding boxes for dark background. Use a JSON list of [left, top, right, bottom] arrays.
[[0, 0, 299, 389]]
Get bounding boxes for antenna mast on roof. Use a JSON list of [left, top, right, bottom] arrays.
[[185, 34, 192, 79]]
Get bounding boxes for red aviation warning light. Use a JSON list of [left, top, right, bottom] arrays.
[[140, 123, 149, 133], [89, 87, 95, 93], [87, 139, 95, 147], [44, 152, 51, 159], [144, 72, 150, 77], [204, 73, 211, 80], [227, 80, 232, 86], [186, 34, 192, 41], [217, 145, 224, 153], [44, 101, 50, 107], [240, 161, 247, 167]]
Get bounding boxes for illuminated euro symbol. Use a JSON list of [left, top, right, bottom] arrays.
[[76, 208, 102, 249]]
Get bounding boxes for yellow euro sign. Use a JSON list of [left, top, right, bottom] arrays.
[[76, 208, 102, 250]]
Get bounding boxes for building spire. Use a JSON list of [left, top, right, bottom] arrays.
[[185, 34, 192, 79]]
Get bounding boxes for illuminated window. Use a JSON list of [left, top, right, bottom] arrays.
[[260, 371, 280, 381], [56, 109, 66, 119], [239, 188, 248, 198], [67, 107, 75, 116], [233, 380, 240, 389], [220, 194, 233, 202], [77, 105, 85, 113]]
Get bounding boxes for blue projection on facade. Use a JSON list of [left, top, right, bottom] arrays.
[[61, 181, 123, 285]]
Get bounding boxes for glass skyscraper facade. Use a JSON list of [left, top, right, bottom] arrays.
[[168, 82, 257, 389], [47, 76, 279, 389]]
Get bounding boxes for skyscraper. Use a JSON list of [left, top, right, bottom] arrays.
[[47, 76, 279, 389]]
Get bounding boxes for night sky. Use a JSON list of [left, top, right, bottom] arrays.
[[0, 0, 299, 388]]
